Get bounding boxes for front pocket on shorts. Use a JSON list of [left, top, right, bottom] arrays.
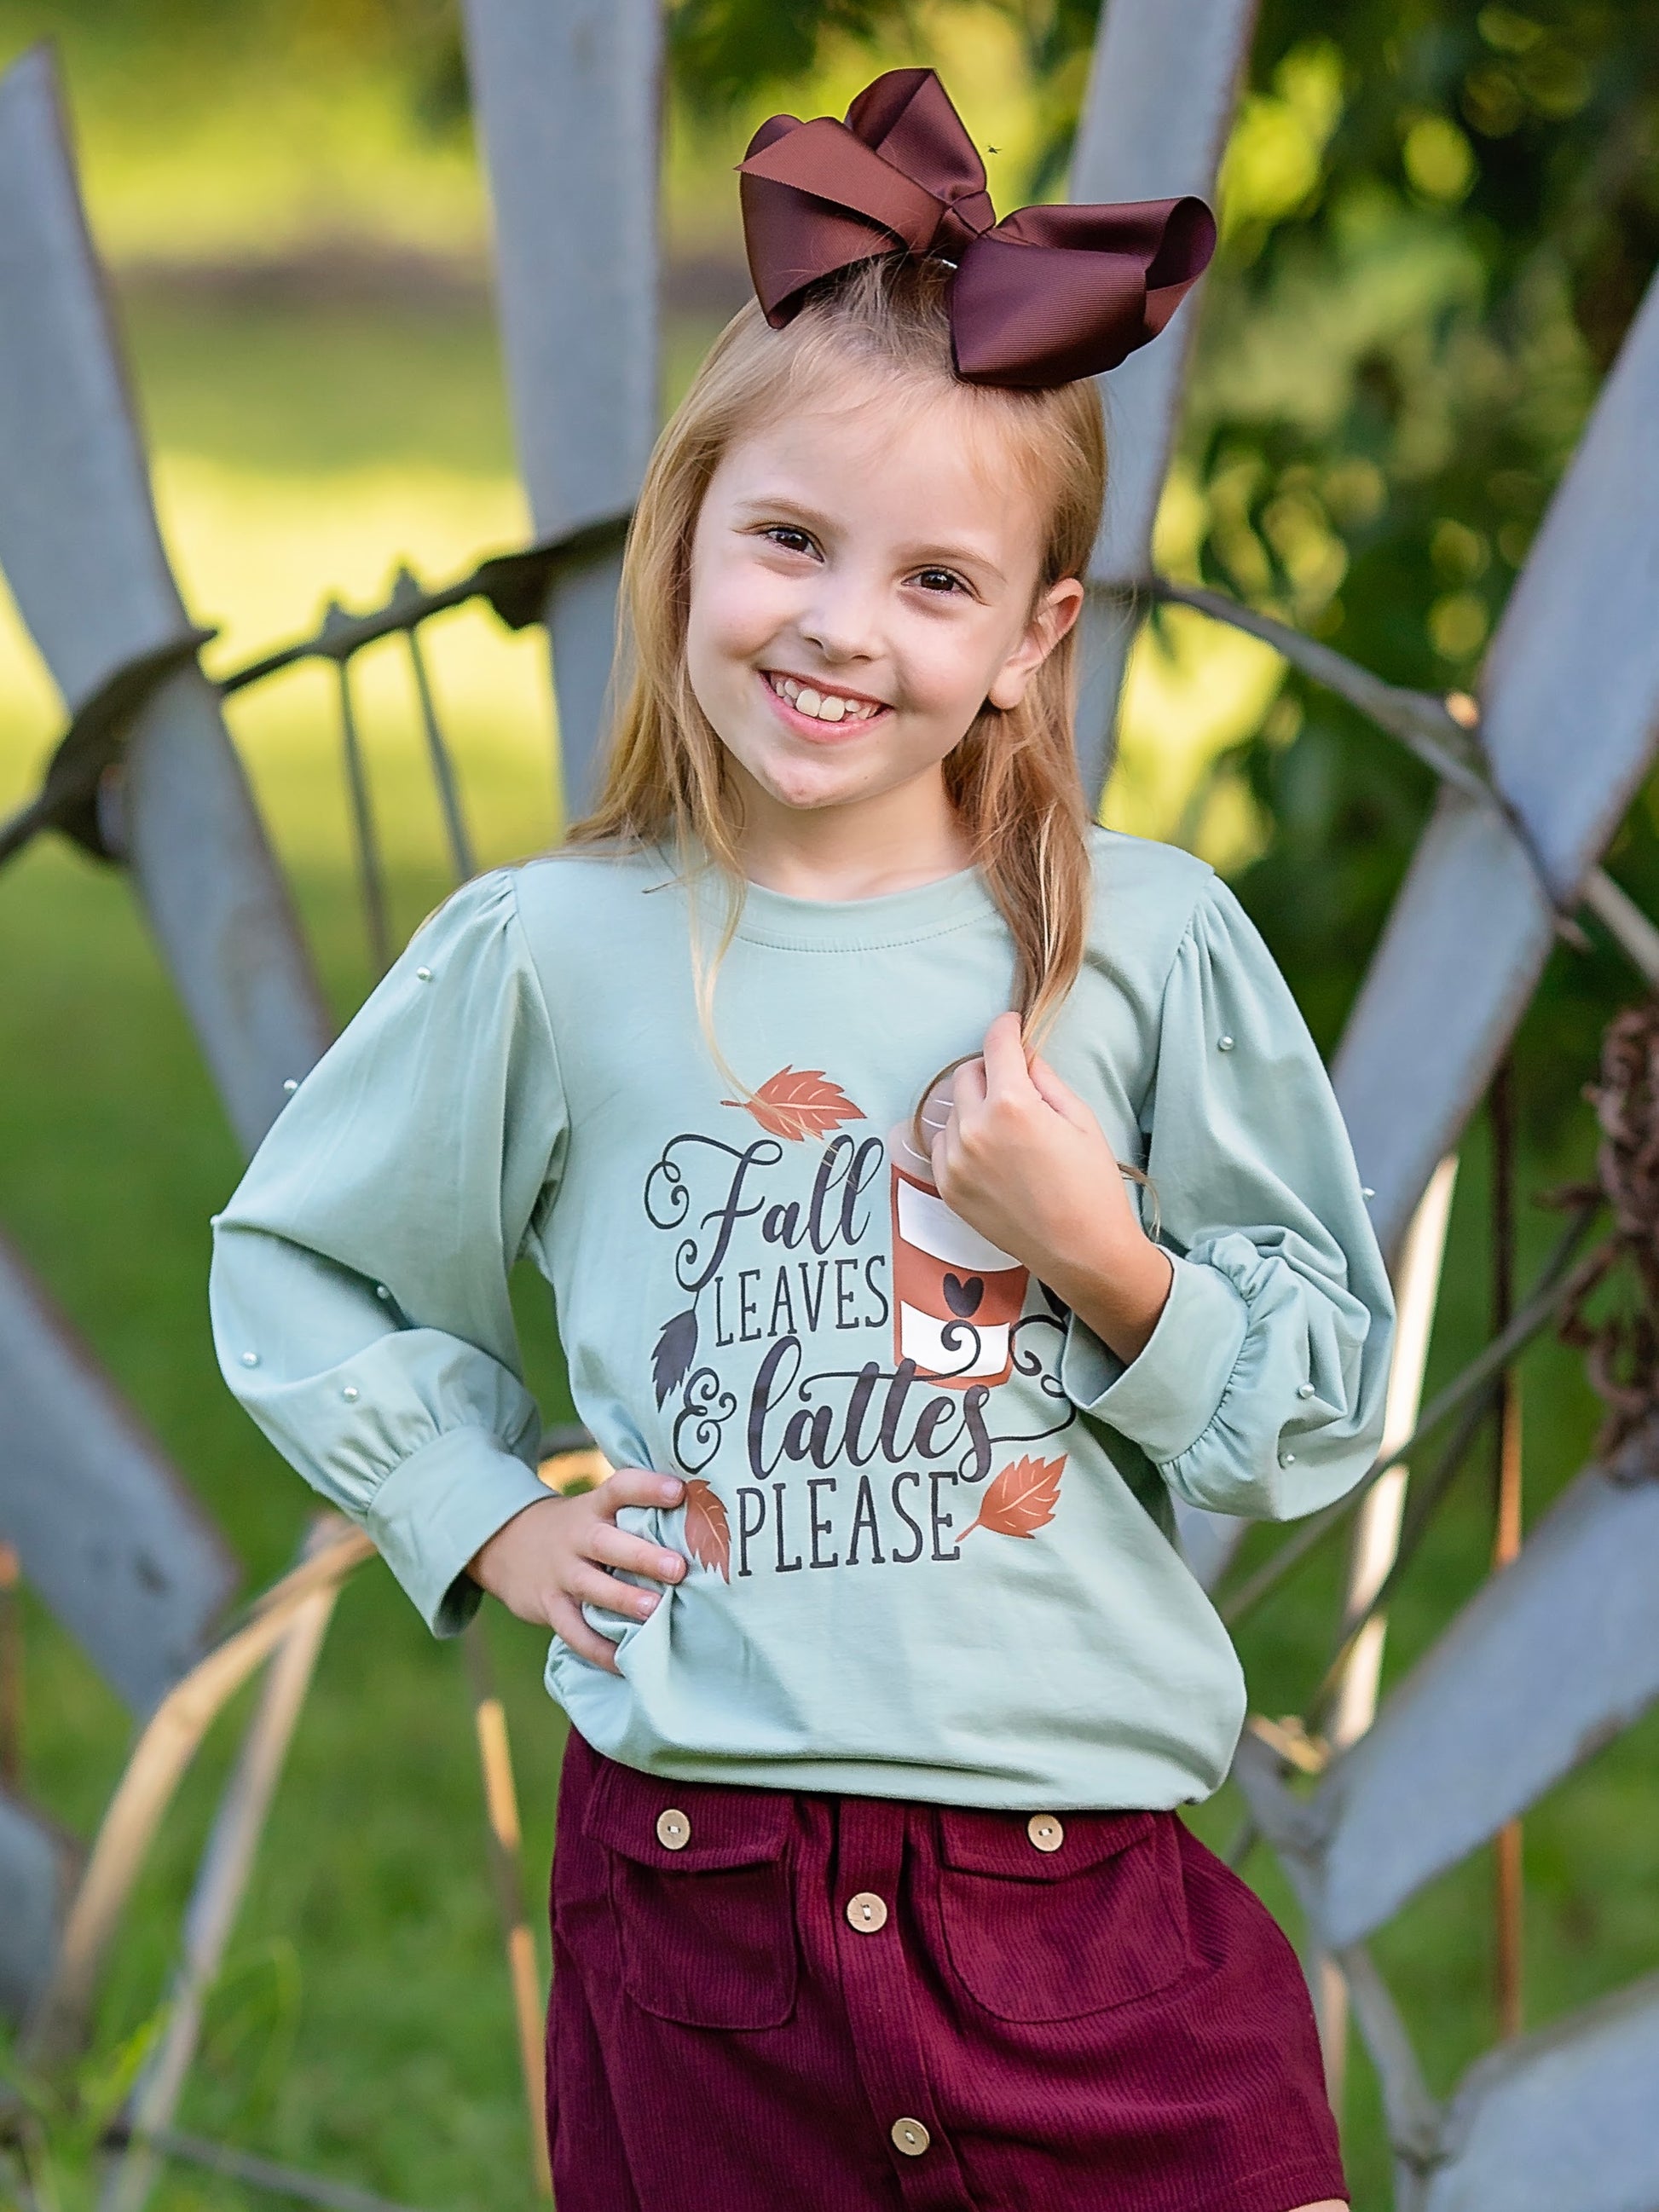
[[583, 1759, 799, 2030], [934, 1805, 1191, 2024]]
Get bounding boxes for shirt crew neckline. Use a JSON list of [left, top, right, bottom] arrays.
[[650, 838, 1002, 950]]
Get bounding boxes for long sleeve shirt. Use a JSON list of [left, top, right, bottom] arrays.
[[208, 825, 1394, 1811]]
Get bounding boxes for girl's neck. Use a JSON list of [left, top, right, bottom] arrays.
[[731, 766, 977, 904]]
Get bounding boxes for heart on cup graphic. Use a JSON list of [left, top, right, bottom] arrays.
[[887, 1084, 1028, 1388]]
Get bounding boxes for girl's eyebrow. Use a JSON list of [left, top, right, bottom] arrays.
[[897, 539, 1009, 586], [730, 493, 1009, 586], [730, 491, 840, 534], [734, 491, 831, 524]]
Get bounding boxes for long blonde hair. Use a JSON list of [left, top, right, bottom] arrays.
[[563, 252, 1107, 1146]]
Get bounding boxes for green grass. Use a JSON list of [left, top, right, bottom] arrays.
[[0, 290, 1650, 2211]]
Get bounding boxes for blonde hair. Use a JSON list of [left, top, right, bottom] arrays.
[[563, 252, 1107, 1151]]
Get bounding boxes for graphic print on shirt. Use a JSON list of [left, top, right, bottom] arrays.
[[886, 1083, 1026, 1386], [645, 1065, 1073, 1583]]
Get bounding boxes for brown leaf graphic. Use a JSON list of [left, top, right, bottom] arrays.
[[722, 1066, 863, 1142], [684, 1478, 731, 1580], [962, 1453, 1066, 1540]]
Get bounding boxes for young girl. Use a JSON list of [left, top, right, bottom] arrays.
[[210, 68, 1392, 2212]]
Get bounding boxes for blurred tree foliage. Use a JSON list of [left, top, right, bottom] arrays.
[[668, 0, 1100, 193], [6, 0, 472, 133]]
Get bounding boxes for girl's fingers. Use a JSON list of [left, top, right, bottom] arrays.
[[547, 1594, 624, 1673], [566, 1563, 661, 1620], [598, 1465, 687, 1516], [951, 1054, 987, 1112], [587, 1519, 686, 1584], [980, 1010, 1034, 1098]]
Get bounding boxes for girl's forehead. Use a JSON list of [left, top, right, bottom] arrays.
[[714, 373, 1037, 525]]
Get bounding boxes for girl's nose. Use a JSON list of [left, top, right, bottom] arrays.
[[797, 575, 882, 666]]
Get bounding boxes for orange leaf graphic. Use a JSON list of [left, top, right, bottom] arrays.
[[722, 1066, 863, 1142], [962, 1453, 1066, 1540], [684, 1478, 731, 1580]]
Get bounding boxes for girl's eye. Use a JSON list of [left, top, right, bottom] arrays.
[[913, 567, 968, 596], [761, 525, 817, 556]]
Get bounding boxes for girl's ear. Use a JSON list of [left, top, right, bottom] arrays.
[[986, 576, 1087, 711]]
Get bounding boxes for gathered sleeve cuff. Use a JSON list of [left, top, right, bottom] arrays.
[[365, 1428, 552, 1636], [1061, 875, 1395, 1522], [208, 868, 569, 1632], [1060, 1250, 1250, 1465]]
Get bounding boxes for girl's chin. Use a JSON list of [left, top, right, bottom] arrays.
[[743, 761, 870, 813], [717, 729, 877, 806], [720, 727, 962, 819]]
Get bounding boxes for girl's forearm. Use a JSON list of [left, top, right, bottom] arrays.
[[1040, 1229, 1175, 1366]]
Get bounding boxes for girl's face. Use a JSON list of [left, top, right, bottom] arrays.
[[685, 371, 1084, 833]]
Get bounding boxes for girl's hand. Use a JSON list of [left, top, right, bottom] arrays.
[[465, 1469, 688, 1672], [932, 1009, 1174, 1364]]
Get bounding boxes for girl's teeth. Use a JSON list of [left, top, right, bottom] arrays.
[[768, 673, 876, 722]]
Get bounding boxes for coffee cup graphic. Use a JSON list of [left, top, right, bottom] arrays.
[[887, 1081, 1029, 1389]]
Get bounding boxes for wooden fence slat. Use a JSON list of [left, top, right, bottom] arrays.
[[1304, 1442, 1659, 1951], [458, 0, 662, 815], [122, 667, 337, 1151], [104, 1571, 342, 2212], [1420, 1974, 1659, 2212], [0, 46, 181, 697], [1332, 793, 1552, 1263], [26, 1524, 373, 2061], [0, 1784, 70, 2022], [1332, 261, 1659, 1262], [0, 1233, 236, 1721], [1311, 1155, 1459, 2104], [0, 45, 332, 1154], [1483, 269, 1659, 899], [545, 551, 629, 821], [1071, 0, 1262, 806]]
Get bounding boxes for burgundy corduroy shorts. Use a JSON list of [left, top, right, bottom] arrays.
[[546, 1725, 1347, 2212]]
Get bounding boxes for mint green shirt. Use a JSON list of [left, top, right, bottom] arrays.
[[209, 827, 1393, 1811]]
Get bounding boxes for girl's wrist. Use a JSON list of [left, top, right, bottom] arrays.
[[1041, 1231, 1174, 1366], [466, 1494, 558, 1595]]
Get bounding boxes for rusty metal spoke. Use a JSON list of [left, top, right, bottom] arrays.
[[394, 571, 477, 885], [327, 609, 391, 980]]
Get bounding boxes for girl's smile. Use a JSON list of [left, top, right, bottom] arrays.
[[758, 666, 890, 737]]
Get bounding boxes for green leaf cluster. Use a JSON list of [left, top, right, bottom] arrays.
[[1185, 3, 1659, 1113]]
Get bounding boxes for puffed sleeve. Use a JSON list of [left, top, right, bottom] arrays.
[[1059, 875, 1394, 1519], [208, 868, 566, 1633]]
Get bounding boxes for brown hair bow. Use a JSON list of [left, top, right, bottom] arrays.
[[737, 67, 1217, 390]]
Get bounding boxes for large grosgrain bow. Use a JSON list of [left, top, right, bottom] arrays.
[[737, 68, 1217, 389]]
